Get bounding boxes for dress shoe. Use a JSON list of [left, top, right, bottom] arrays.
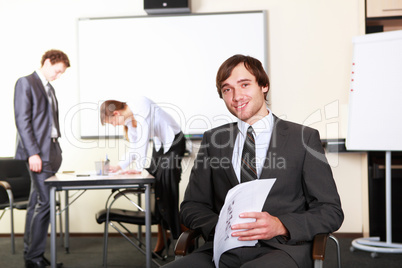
[[26, 257, 63, 268], [41, 255, 50, 266], [42, 255, 63, 268], [152, 238, 171, 260], [25, 259, 48, 268]]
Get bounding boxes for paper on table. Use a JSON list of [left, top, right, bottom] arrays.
[[213, 178, 276, 267]]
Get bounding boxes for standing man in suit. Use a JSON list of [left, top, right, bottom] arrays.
[[165, 55, 343, 268], [14, 49, 70, 268]]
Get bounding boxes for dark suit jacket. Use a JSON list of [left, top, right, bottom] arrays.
[[14, 72, 60, 161], [180, 115, 344, 268]]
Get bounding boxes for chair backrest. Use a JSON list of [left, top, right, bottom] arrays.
[[0, 159, 31, 204]]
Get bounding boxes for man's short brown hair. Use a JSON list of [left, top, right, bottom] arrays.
[[216, 54, 269, 99], [41, 49, 70, 68]]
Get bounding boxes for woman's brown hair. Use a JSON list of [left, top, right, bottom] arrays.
[[100, 100, 131, 139]]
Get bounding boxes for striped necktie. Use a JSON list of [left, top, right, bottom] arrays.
[[46, 83, 61, 137], [241, 126, 257, 183]]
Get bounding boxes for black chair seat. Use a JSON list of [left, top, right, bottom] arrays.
[[0, 199, 59, 210], [96, 208, 159, 226], [12, 200, 29, 209], [0, 201, 28, 210]]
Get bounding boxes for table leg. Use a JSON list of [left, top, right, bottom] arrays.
[[65, 190, 70, 253], [50, 187, 57, 268], [145, 184, 151, 268]]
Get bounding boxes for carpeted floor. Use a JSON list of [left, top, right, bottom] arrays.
[[1, 235, 402, 267]]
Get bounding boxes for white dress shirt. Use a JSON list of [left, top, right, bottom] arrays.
[[36, 70, 58, 138], [118, 96, 181, 171], [232, 108, 274, 182]]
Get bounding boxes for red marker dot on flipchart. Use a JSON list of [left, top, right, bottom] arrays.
[[351, 79, 354, 81], [351, 89, 354, 92]]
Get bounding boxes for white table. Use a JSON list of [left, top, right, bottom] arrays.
[[45, 172, 155, 268]]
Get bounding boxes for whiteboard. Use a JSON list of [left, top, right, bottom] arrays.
[[346, 30, 402, 151], [78, 11, 267, 138]]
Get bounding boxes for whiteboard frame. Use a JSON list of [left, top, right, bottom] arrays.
[[77, 11, 267, 139]]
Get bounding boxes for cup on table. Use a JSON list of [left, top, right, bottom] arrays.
[[95, 161, 109, 176]]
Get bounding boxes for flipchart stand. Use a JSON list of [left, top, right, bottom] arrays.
[[350, 151, 402, 258]]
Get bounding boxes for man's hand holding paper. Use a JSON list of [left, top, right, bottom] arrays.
[[213, 178, 277, 267], [231, 211, 289, 241]]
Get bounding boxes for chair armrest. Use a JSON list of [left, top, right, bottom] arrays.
[[114, 188, 145, 199], [312, 233, 329, 261], [0, 180, 14, 205], [0, 180, 11, 190], [174, 229, 201, 257], [104, 188, 144, 209], [106, 189, 147, 213]]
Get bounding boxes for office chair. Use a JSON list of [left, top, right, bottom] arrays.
[[0, 158, 64, 254], [174, 230, 341, 268], [95, 152, 183, 267], [95, 188, 169, 267]]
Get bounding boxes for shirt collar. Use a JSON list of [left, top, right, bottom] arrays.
[[237, 108, 274, 137], [35, 69, 49, 88]]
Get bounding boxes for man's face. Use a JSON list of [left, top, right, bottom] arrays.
[[220, 63, 268, 125], [42, 59, 67, 81]]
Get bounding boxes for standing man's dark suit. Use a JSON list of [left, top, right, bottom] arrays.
[[15, 72, 61, 162], [14, 49, 69, 268]]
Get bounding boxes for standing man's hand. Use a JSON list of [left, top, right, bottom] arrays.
[[28, 154, 42, 173]]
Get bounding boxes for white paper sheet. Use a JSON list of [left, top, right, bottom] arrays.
[[213, 178, 276, 267]]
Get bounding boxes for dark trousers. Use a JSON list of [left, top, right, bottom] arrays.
[[24, 141, 62, 261], [163, 245, 298, 268], [147, 131, 186, 239]]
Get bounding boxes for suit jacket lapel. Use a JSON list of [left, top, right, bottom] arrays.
[[220, 123, 239, 187], [32, 72, 48, 100], [260, 115, 289, 179]]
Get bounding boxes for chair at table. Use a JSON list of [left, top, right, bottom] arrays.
[[0, 158, 64, 254], [96, 188, 167, 267], [96, 165, 181, 267], [174, 229, 342, 268]]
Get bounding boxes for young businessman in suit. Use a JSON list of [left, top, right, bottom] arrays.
[[14, 49, 70, 268], [165, 55, 343, 268]]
